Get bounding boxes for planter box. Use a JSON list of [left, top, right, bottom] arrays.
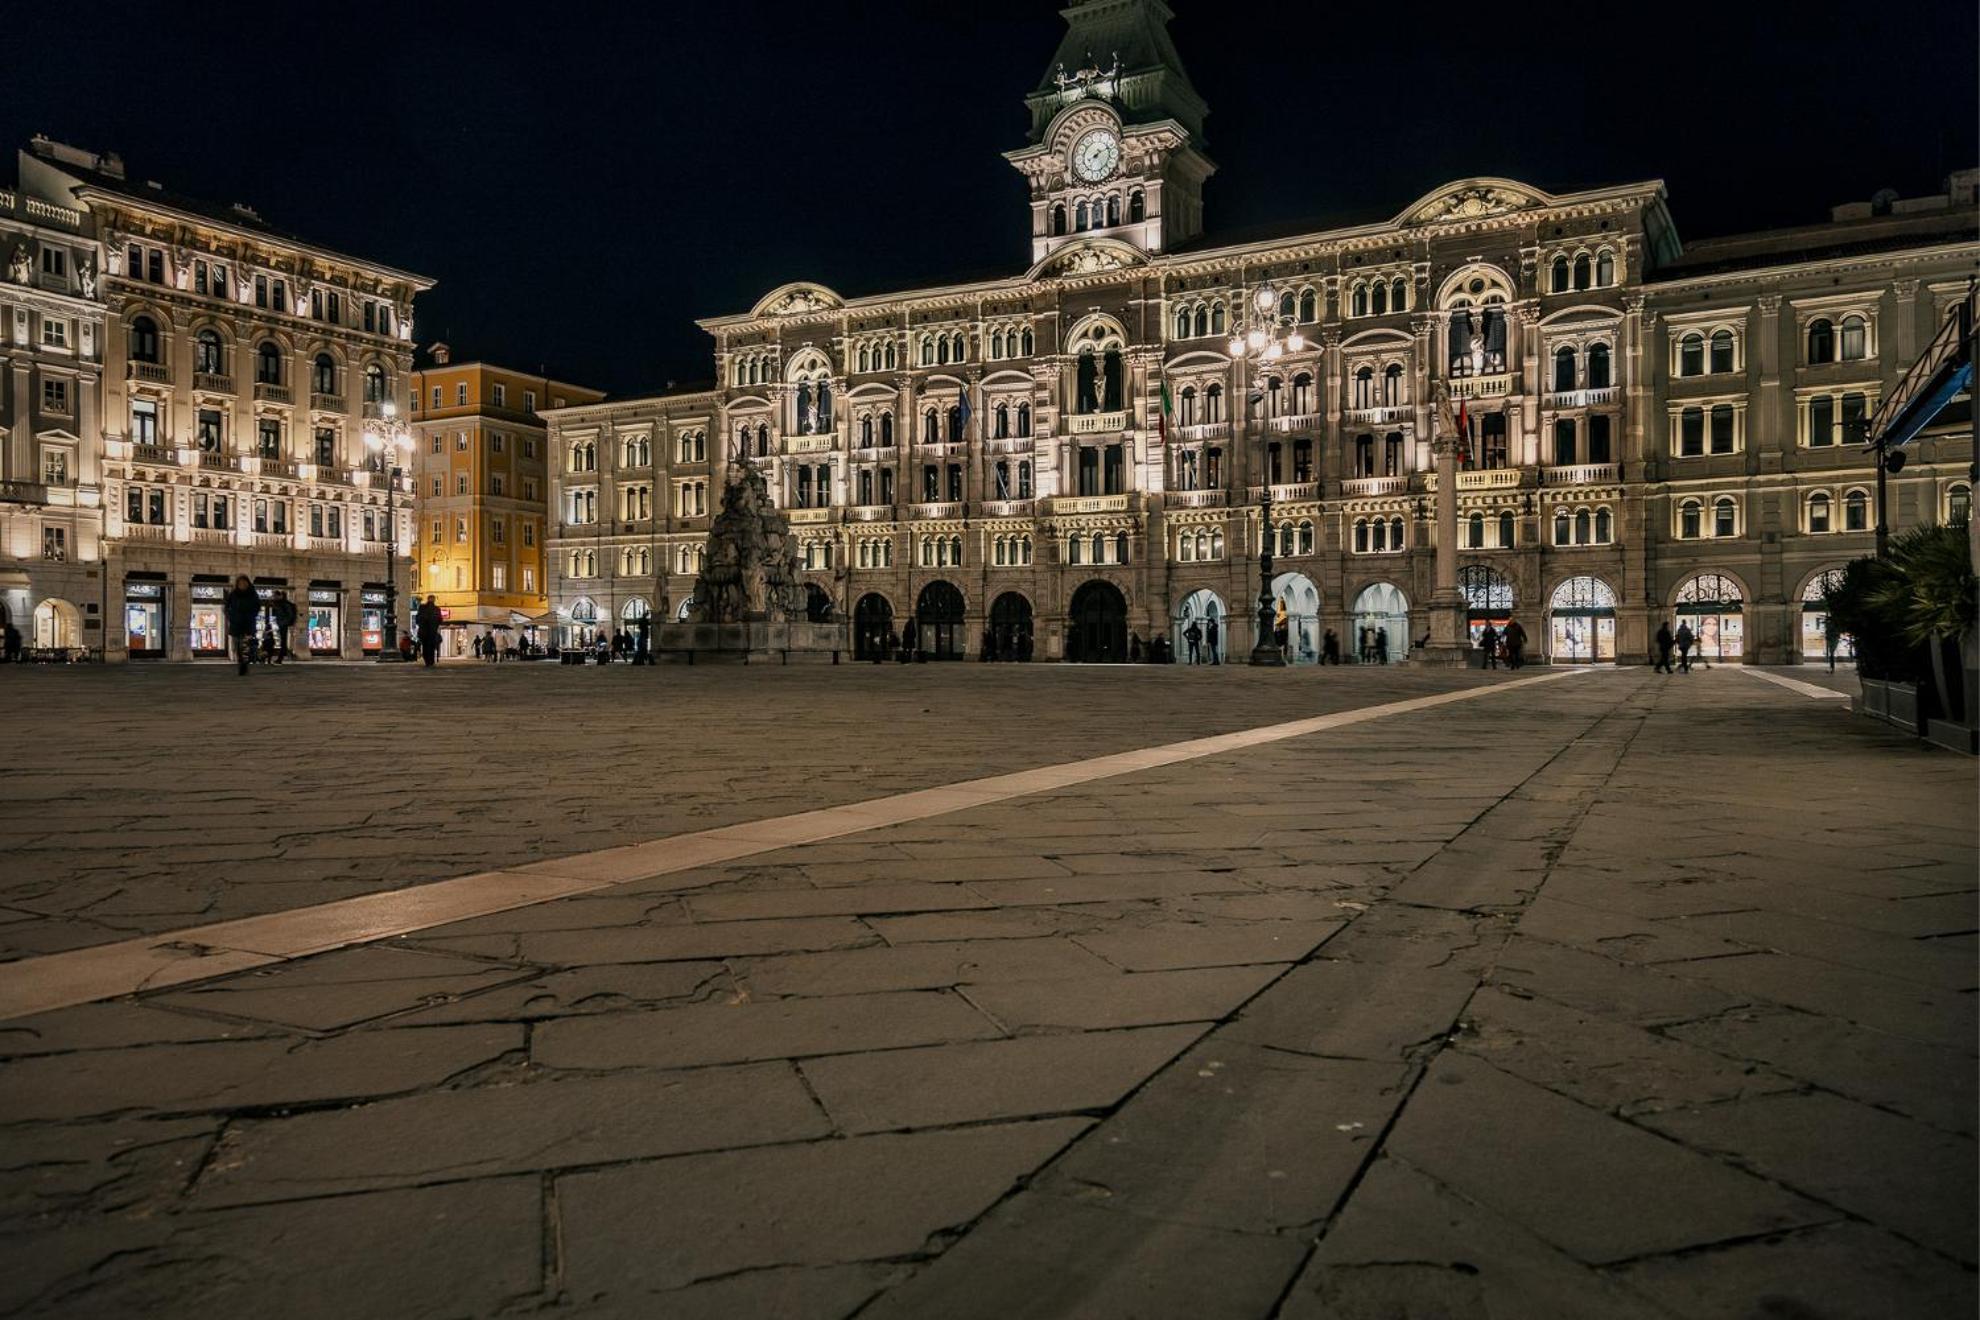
[[1925, 719, 1979, 756], [1854, 678, 1927, 735]]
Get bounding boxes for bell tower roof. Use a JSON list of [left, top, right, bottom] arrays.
[[1025, 0, 1206, 144]]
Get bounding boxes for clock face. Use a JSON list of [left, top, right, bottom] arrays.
[[1072, 130, 1121, 183]]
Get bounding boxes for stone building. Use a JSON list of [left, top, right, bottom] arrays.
[[540, 0, 1976, 663], [0, 158, 105, 651], [409, 349, 602, 656], [19, 137, 431, 660]]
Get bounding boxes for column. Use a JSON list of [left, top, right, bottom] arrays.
[[1416, 386, 1469, 666]]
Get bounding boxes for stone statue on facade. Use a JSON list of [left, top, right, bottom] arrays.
[[77, 257, 96, 299], [7, 245, 28, 284], [687, 458, 802, 624]]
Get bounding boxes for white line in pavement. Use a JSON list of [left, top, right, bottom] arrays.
[[0, 670, 1588, 1022], [1745, 668, 1852, 701]]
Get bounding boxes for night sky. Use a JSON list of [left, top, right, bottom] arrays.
[[5, 2, 1973, 397]]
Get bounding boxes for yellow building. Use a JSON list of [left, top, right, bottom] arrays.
[[410, 349, 602, 649]]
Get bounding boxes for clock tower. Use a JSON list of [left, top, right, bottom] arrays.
[[1005, 0, 1214, 265]]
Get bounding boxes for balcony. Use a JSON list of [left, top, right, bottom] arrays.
[[254, 381, 293, 405], [980, 499, 1035, 517], [1341, 476, 1408, 497], [1267, 413, 1323, 434], [1343, 404, 1412, 425], [1540, 463, 1619, 487], [121, 523, 172, 542], [248, 531, 290, 549], [784, 433, 834, 454], [1257, 483, 1320, 503], [847, 504, 895, 522], [130, 443, 173, 465], [912, 440, 967, 458], [1425, 468, 1522, 491], [0, 481, 50, 506], [1067, 410, 1129, 435], [984, 436, 1034, 455], [1164, 489, 1227, 509], [1447, 372, 1514, 401], [194, 372, 235, 395], [311, 392, 347, 414], [907, 501, 964, 520], [127, 361, 169, 384], [190, 527, 233, 545], [198, 450, 239, 472], [1051, 493, 1129, 515], [785, 507, 832, 524], [1176, 421, 1230, 443], [1546, 386, 1618, 410]]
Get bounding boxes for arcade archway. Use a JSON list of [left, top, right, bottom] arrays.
[[1270, 572, 1321, 664], [1067, 580, 1128, 663], [853, 592, 893, 659], [1349, 582, 1409, 664], [1547, 576, 1617, 662], [988, 592, 1033, 661], [915, 580, 965, 659], [1173, 588, 1226, 664]]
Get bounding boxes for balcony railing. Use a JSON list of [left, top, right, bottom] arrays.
[[0, 481, 50, 506], [309, 536, 347, 553], [847, 504, 894, 522], [1341, 476, 1408, 497], [784, 434, 834, 454], [1546, 386, 1618, 410], [1176, 421, 1230, 443], [249, 531, 290, 549], [984, 436, 1034, 454], [785, 507, 832, 524], [198, 452, 240, 472], [1540, 463, 1619, 487], [127, 361, 169, 384], [907, 501, 964, 520], [1447, 372, 1514, 401], [912, 439, 967, 458], [122, 523, 172, 542], [193, 372, 235, 394], [1343, 404, 1412, 425], [190, 527, 233, 545], [1164, 489, 1226, 509], [1267, 413, 1323, 434], [980, 499, 1035, 517], [1068, 410, 1129, 435], [1425, 468, 1522, 491], [254, 381, 293, 404], [1251, 483, 1320, 503], [130, 443, 173, 465], [311, 392, 347, 414], [1051, 494, 1129, 514]]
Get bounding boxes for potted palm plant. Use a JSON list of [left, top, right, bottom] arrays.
[[1831, 520, 1977, 744]]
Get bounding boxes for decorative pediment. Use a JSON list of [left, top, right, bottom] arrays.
[[1031, 238, 1146, 281], [1399, 179, 1550, 227], [750, 282, 844, 319]]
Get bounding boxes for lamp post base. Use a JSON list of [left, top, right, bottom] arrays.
[[1248, 643, 1286, 667]]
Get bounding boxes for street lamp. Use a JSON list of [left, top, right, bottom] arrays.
[[1227, 284, 1303, 666], [364, 401, 413, 661]]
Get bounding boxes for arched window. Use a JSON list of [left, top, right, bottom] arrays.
[[1950, 483, 1973, 524], [1678, 333, 1704, 377], [312, 352, 335, 394], [1498, 510, 1515, 548], [1354, 366, 1374, 409], [1193, 306, 1209, 338], [1840, 315, 1868, 361], [1052, 203, 1066, 236], [923, 408, 938, 443], [1291, 373, 1313, 415], [1175, 307, 1191, 340], [1553, 346, 1577, 393], [256, 340, 282, 384], [920, 336, 934, 367], [1279, 291, 1296, 321], [1806, 318, 1835, 364], [1713, 496, 1738, 538], [1383, 363, 1404, 405], [886, 341, 898, 369], [1845, 488, 1871, 531], [1353, 519, 1369, 553], [936, 335, 950, 365], [364, 362, 386, 403], [1210, 304, 1225, 335], [196, 329, 225, 375], [1467, 511, 1485, 549], [1572, 254, 1592, 290], [1371, 520, 1387, 552], [1549, 256, 1570, 293], [1370, 282, 1388, 316], [1391, 278, 1408, 310], [130, 315, 161, 364], [1587, 343, 1611, 389], [1106, 195, 1120, 227], [1021, 328, 1034, 356], [1179, 531, 1196, 562], [1807, 491, 1832, 533], [1594, 507, 1612, 542], [1553, 508, 1572, 545], [1351, 284, 1368, 318], [1299, 289, 1317, 322], [1075, 200, 1090, 231], [1679, 498, 1702, 539], [994, 402, 1010, 439], [1595, 250, 1615, 286], [858, 345, 871, 372], [1091, 533, 1105, 563], [948, 402, 964, 441], [880, 412, 894, 446], [1574, 508, 1591, 545], [1017, 402, 1031, 437], [1389, 516, 1406, 548], [1708, 330, 1734, 374], [860, 416, 873, 447], [1130, 190, 1145, 223], [1298, 520, 1314, 554], [1115, 532, 1129, 563], [1204, 384, 1223, 422]]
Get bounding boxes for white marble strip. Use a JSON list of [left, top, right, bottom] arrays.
[[0, 670, 1583, 1022], [1745, 668, 1852, 700]]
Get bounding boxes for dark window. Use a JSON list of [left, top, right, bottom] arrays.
[[1806, 318, 1835, 364], [1708, 331, 1734, 374], [1679, 408, 1704, 457], [129, 316, 160, 364], [1678, 334, 1703, 377], [1553, 418, 1577, 466], [1588, 414, 1612, 464], [1709, 404, 1735, 454], [1587, 343, 1611, 389], [256, 342, 281, 385]]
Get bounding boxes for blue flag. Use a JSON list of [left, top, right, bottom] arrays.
[[956, 389, 971, 433]]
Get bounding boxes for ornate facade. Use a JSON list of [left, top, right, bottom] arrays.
[[541, 0, 1977, 663], [15, 137, 430, 660]]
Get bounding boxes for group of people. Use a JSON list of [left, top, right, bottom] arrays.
[[221, 577, 297, 675], [1653, 621, 1701, 673], [1472, 619, 1529, 670]]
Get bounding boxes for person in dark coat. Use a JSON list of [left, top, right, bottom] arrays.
[[1674, 621, 1696, 673], [1, 621, 19, 663], [1503, 618, 1527, 670], [1183, 620, 1202, 664], [223, 575, 260, 677], [1654, 622, 1676, 674], [1477, 623, 1500, 670], [1206, 616, 1221, 665], [415, 595, 443, 667], [1374, 629, 1389, 664], [271, 590, 297, 663], [1322, 628, 1340, 665]]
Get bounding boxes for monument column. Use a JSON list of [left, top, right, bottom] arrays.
[[1416, 387, 1470, 666]]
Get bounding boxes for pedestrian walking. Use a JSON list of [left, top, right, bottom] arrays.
[[1205, 616, 1220, 665], [415, 595, 443, 667], [1674, 621, 1695, 673], [472, 634, 484, 660], [1128, 631, 1143, 664], [1322, 628, 1340, 664], [223, 575, 259, 677], [1503, 618, 1527, 671], [1, 621, 19, 663], [1358, 626, 1374, 664], [1273, 598, 1290, 662], [1183, 620, 1202, 665], [1654, 622, 1675, 673], [272, 590, 297, 663], [1477, 623, 1500, 670], [1822, 614, 1840, 673], [1374, 629, 1389, 665]]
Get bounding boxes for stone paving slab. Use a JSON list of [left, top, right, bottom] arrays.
[[0, 665, 1971, 1317]]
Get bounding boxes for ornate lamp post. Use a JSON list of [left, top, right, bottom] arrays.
[[364, 402, 414, 661], [1226, 284, 1304, 666]]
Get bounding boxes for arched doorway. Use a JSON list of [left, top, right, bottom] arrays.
[[1270, 572, 1321, 665], [1350, 583, 1409, 664], [1547, 576, 1617, 662], [565, 598, 599, 649], [803, 583, 833, 623], [674, 596, 697, 622], [1674, 572, 1745, 662], [988, 592, 1033, 661], [1799, 568, 1853, 663], [1459, 565, 1515, 644], [32, 598, 80, 650], [1068, 580, 1128, 663], [915, 580, 965, 659], [1173, 588, 1226, 664], [853, 593, 893, 660]]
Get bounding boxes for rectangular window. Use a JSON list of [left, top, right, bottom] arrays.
[[522, 522, 535, 546], [493, 383, 506, 407], [314, 428, 335, 466], [491, 433, 504, 453], [491, 474, 505, 496], [273, 280, 288, 313], [456, 474, 468, 495], [193, 492, 209, 528], [523, 567, 535, 593], [456, 383, 467, 405], [258, 418, 281, 459], [43, 526, 65, 560], [41, 378, 69, 412], [431, 434, 443, 454], [310, 503, 324, 536], [42, 449, 69, 485], [524, 389, 536, 412], [1840, 393, 1868, 446], [492, 564, 507, 590], [255, 274, 269, 308], [131, 399, 158, 445], [492, 518, 505, 543], [364, 302, 376, 333], [456, 518, 468, 543], [1678, 408, 1703, 457], [146, 249, 164, 284], [1709, 405, 1735, 455], [254, 498, 269, 532], [1588, 414, 1612, 464], [431, 386, 442, 408], [41, 247, 66, 278], [194, 260, 209, 295], [456, 431, 468, 451], [41, 318, 67, 348], [147, 488, 166, 525], [271, 500, 288, 534], [523, 438, 537, 459], [198, 409, 224, 451], [431, 518, 443, 542], [1808, 396, 1835, 447], [328, 506, 342, 538]]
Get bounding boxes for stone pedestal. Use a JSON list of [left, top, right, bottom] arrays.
[[1414, 587, 1473, 668], [652, 619, 843, 664]]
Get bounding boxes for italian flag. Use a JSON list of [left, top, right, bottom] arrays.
[[1158, 379, 1174, 443]]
